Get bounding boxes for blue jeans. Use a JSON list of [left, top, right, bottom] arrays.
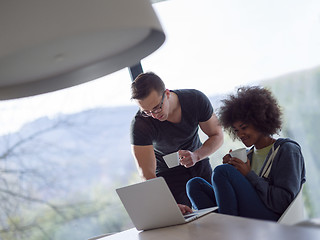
[[186, 164, 280, 221]]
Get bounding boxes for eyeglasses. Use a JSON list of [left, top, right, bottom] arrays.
[[141, 91, 166, 117]]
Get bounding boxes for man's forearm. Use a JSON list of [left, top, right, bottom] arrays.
[[132, 145, 157, 180], [194, 134, 223, 161], [139, 168, 157, 180]]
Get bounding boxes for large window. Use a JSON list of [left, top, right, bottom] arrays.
[[1, 1, 320, 239], [143, 0, 320, 217], [0, 70, 137, 240]]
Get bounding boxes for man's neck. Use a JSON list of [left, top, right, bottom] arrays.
[[166, 92, 181, 123]]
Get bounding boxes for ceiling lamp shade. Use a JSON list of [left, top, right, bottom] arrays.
[[0, 0, 165, 100]]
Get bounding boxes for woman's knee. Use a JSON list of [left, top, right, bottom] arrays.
[[186, 177, 205, 192], [213, 164, 234, 175], [212, 164, 236, 182]]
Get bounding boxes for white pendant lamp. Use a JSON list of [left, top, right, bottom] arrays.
[[0, 0, 165, 100]]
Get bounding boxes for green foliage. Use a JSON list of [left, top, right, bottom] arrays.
[[0, 182, 134, 240]]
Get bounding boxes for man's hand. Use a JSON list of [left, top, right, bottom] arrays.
[[178, 114, 224, 169], [178, 150, 199, 168], [178, 204, 193, 215]]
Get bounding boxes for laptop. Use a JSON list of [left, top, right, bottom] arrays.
[[116, 177, 218, 231]]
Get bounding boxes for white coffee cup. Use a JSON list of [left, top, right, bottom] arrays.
[[163, 152, 180, 168], [230, 148, 247, 163]]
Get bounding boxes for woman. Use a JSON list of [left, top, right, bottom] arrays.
[[186, 86, 306, 221]]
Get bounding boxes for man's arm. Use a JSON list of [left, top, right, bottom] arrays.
[[131, 145, 157, 180], [132, 144, 193, 215], [179, 114, 223, 168], [196, 113, 224, 159]]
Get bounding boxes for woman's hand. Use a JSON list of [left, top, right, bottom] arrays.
[[178, 204, 193, 215], [228, 156, 251, 176], [222, 152, 232, 164], [223, 150, 250, 176]]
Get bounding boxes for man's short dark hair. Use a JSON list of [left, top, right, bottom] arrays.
[[131, 72, 166, 100]]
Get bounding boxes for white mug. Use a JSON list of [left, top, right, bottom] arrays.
[[163, 152, 180, 168], [230, 148, 247, 163]]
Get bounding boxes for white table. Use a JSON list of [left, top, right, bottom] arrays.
[[95, 213, 320, 240]]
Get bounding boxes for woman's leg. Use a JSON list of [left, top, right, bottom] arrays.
[[212, 164, 279, 221], [186, 177, 216, 210]]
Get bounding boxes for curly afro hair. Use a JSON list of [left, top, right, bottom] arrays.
[[218, 86, 282, 140]]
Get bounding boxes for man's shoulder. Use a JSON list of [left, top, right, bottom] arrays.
[[173, 89, 209, 104], [173, 89, 205, 96], [132, 113, 154, 125]]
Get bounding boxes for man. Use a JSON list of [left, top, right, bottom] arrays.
[[130, 72, 223, 208]]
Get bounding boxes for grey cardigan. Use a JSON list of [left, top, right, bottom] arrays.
[[246, 138, 306, 214]]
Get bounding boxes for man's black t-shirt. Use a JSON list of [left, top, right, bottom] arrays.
[[130, 89, 214, 206]]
